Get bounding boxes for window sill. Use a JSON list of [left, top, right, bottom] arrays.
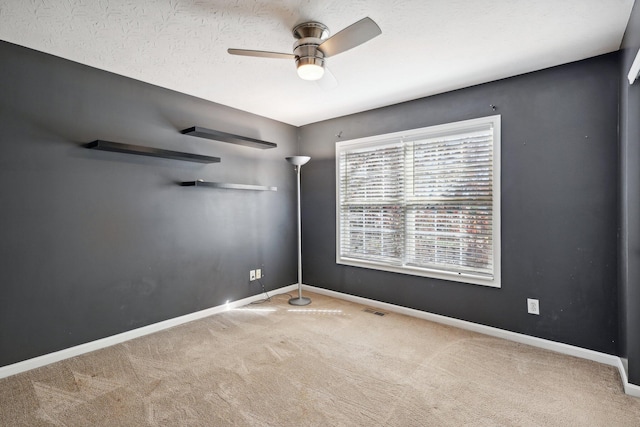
[[337, 256, 500, 288]]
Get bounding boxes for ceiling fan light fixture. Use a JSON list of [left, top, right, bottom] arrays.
[[296, 57, 325, 81], [228, 17, 381, 84]]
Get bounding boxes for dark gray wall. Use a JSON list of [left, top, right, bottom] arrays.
[[620, 1, 640, 385], [299, 54, 620, 356], [0, 34, 628, 382], [0, 41, 298, 367]]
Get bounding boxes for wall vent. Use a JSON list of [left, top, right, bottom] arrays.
[[363, 307, 387, 316]]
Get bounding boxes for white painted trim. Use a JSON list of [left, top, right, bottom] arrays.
[[616, 358, 640, 398], [628, 48, 640, 84], [0, 285, 298, 380], [304, 285, 640, 397], [335, 115, 501, 288], [621, 357, 629, 379], [4, 283, 638, 398]]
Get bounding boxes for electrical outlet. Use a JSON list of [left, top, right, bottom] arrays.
[[527, 298, 540, 315], [256, 268, 262, 280], [250, 270, 256, 281]]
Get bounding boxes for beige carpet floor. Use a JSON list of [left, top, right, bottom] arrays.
[[1, 291, 640, 426]]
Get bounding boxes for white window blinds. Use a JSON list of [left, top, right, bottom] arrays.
[[338, 143, 405, 264], [336, 116, 500, 287], [405, 129, 494, 275]]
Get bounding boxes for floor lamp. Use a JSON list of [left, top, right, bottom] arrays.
[[286, 155, 311, 306]]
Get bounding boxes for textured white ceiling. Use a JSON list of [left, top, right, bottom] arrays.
[[0, 0, 634, 126]]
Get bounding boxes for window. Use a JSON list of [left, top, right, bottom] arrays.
[[336, 115, 500, 287]]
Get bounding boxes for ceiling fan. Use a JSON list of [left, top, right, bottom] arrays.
[[228, 17, 381, 83]]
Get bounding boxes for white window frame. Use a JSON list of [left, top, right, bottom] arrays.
[[336, 115, 501, 288]]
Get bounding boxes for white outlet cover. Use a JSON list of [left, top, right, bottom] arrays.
[[527, 298, 540, 315], [256, 269, 262, 280], [250, 270, 256, 281]]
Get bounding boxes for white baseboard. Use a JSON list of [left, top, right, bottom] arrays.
[[0, 284, 298, 380], [616, 358, 640, 397], [304, 285, 640, 398], [3, 283, 639, 398]]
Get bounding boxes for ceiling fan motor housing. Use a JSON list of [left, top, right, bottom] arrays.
[[293, 21, 329, 40], [293, 22, 329, 69], [294, 38, 325, 68]]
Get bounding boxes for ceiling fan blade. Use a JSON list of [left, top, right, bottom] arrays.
[[316, 66, 338, 90], [227, 48, 295, 60], [318, 17, 381, 57]]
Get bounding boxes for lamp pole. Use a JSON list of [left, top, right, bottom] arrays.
[[286, 156, 311, 306]]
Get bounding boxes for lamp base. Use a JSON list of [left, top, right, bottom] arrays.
[[288, 296, 311, 306]]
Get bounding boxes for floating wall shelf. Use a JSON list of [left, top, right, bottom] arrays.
[[180, 126, 277, 149], [86, 140, 220, 164], [181, 181, 277, 192]]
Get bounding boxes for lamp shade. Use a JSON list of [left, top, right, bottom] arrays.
[[286, 156, 311, 166]]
